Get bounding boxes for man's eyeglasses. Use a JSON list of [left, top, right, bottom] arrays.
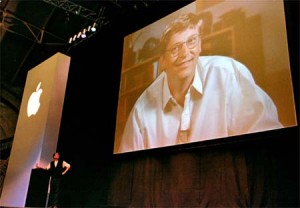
[[165, 34, 200, 57]]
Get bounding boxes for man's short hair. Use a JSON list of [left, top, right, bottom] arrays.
[[160, 13, 202, 52]]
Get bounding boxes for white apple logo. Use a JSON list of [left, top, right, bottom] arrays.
[[27, 82, 43, 117]]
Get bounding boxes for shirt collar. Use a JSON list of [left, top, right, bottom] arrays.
[[162, 62, 203, 110], [163, 73, 173, 109], [192, 64, 203, 95]]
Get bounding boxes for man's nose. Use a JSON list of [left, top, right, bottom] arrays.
[[177, 43, 189, 57]]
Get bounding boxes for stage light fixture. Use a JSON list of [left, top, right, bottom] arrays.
[[91, 22, 97, 32], [77, 31, 82, 38], [68, 22, 100, 45], [87, 26, 91, 32], [72, 34, 76, 41], [81, 29, 87, 38]]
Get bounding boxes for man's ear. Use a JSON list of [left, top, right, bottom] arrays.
[[159, 56, 166, 72]]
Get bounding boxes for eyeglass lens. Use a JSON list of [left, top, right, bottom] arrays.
[[167, 34, 199, 57]]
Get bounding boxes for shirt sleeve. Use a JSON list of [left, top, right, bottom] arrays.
[[227, 59, 283, 135], [118, 107, 144, 153], [62, 161, 71, 168]]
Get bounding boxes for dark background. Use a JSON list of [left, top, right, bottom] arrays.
[[26, 1, 299, 207]]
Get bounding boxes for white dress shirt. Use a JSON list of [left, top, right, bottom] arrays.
[[118, 56, 283, 153], [46, 160, 70, 170]]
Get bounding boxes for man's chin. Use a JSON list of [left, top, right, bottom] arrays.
[[177, 69, 194, 80]]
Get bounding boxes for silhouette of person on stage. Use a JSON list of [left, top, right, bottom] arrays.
[[37, 152, 71, 208]]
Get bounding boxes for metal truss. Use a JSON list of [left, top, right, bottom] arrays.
[[41, 0, 104, 22], [1, 8, 66, 45]]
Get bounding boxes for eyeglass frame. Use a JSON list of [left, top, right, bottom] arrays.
[[164, 34, 201, 58]]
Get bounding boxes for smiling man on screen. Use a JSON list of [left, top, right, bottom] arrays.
[[118, 12, 282, 153]]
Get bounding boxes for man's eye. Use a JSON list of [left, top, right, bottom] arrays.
[[188, 37, 196, 44], [170, 46, 179, 53]]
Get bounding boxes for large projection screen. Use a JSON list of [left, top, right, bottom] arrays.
[[114, 0, 297, 154]]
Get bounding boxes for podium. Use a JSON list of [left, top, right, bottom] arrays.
[[25, 169, 50, 207]]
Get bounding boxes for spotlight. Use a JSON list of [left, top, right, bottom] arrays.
[[69, 22, 99, 45], [81, 29, 87, 38], [91, 22, 97, 32], [77, 32, 82, 38], [72, 34, 77, 41], [75, 6, 81, 15]]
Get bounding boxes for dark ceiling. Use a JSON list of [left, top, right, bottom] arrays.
[[1, 0, 158, 101], [1, 0, 299, 109]]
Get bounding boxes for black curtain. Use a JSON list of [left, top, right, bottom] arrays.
[[106, 129, 299, 207]]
